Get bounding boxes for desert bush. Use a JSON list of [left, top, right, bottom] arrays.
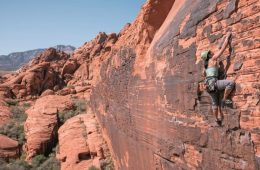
[[100, 158, 115, 170], [0, 121, 25, 144], [31, 155, 47, 168], [59, 110, 77, 123], [58, 98, 87, 123], [0, 158, 8, 170], [8, 159, 31, 170], [73, 98, 86, 112], [5, 99, 18, 106], [88, 165, 99, 170], [37, 155, 60, 170], [0, 144, 60, 170], [0, 158, 31, 170], [30, 149, 60, 170], [10, 106, 27, 122], [0, 105, 27, 144], [23, 102, 31, 109]]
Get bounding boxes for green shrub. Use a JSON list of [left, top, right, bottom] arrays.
[[88, 165, 99, 170], [30, 150, 60, 170], [31, 155, 47, 168], [0, 104, 27, 144], [0, 121, 25, 144], [23, 102, 31, 109], [58, 98, 87, 124], [8, 159, 31, 170], [0, 158, 8, 170], [5, 99, 18, 106], [59, 110, 77, 123], [10, 106, 27, 122], [0, 158, 32, 170], [73, 99, 86, 112], [37, 156, 60, 170], [100, 158, 115, 170]]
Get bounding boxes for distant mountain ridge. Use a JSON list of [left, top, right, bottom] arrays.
[[0, 45, 75, 71]]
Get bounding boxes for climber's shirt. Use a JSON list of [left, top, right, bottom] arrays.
[[204, 66, 219, 92], [205, 66, 218, 78]]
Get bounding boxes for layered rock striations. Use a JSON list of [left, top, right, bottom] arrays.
[[57, 113, 113, 170], [0, 0, 259, 169], [89, 0, 260, 169]]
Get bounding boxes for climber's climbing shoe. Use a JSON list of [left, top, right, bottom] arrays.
[[220, 115, 224, 122], [216, 119, 222, 126]]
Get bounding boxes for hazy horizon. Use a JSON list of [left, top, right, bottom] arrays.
[[0, 0, 145, 55]]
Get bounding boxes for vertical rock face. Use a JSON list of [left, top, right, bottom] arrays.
[[57, 113, 113, 170], [90, 0, 260, 169], [24, 95, 74, 161]]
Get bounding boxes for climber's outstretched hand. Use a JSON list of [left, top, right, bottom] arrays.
[[212, 32, 232, 60]]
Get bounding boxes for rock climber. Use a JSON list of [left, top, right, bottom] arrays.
[[199, 32, 235, 125]]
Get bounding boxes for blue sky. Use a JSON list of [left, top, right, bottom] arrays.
[[0, 0, 145, 55]]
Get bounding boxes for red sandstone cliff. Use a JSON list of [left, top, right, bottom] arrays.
[[89, 0, 260, 169], [0, 0, 259, 170]]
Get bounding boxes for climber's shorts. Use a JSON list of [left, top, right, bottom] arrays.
[[208, 79, 235, 110]]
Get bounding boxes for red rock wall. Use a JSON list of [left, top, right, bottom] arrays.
[[90, 0, 260, 169]]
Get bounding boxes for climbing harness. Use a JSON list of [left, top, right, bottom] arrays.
[[204, 77, 217, 93]]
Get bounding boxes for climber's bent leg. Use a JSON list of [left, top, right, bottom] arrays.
[[209, 92, 220, 121], [216, 79, 235, 92], [216, 80, 235, 105], [218, 106, 224, 121]]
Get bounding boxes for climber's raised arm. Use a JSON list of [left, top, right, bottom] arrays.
[[212, 32, 232, 60]]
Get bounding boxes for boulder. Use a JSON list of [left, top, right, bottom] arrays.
[[61, 59, 78, 77], [41, 89, 55, 96], [57, 88, 76, 96], [20, 62, 60, 96], [75, 86, 91, 93], [0, 86, 13, 99], [0, 135, 20, 159], [57, 113, 112, 170], [24, 95, 74, 161], [10, 84, 27, 99]]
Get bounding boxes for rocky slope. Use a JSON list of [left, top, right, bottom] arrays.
[[0, 45, 75, 71], [0, 48, 71, 99], [0, 0, 259, 169], [0, 40, 116, 169]]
